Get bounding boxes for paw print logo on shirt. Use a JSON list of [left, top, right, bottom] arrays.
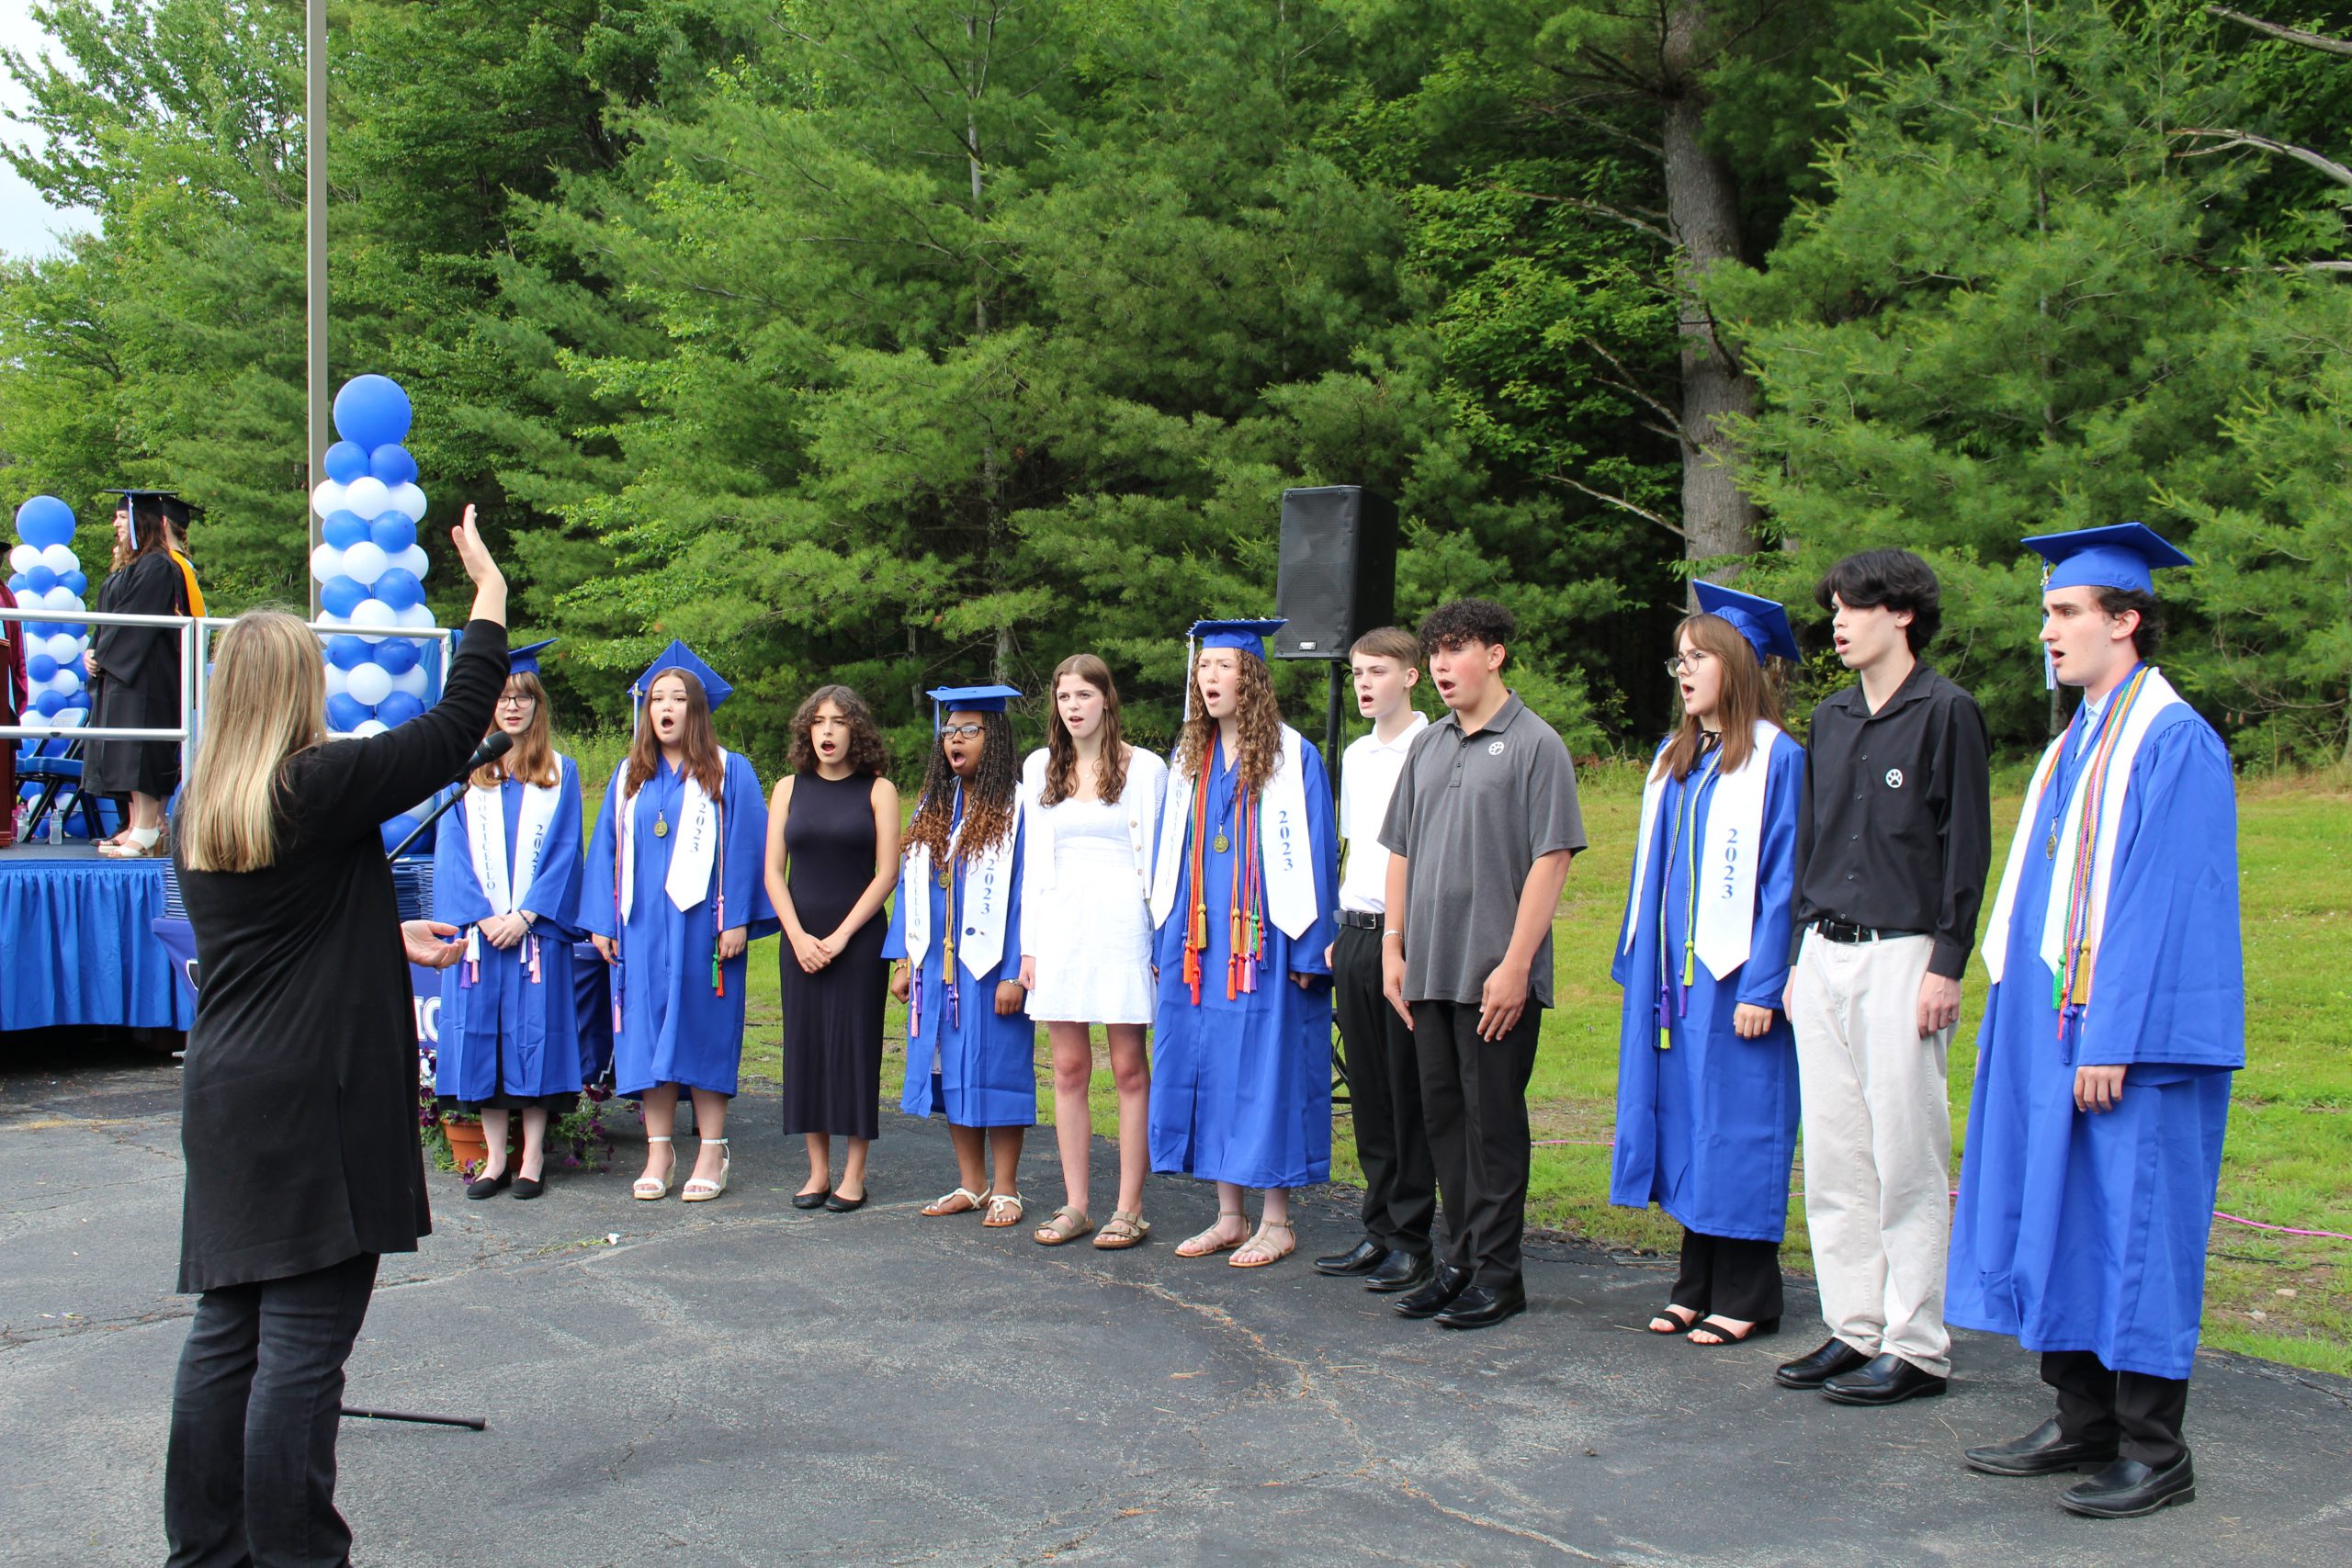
[[1884, 768, 1905, 789], [1487, 740, 1506, 756]]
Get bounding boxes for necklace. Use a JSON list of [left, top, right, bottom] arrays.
[[654, 809, 669, 840]]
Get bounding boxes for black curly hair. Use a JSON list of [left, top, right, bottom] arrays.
[[903, 709, 1019, 865]]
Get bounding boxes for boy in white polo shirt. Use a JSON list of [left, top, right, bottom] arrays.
[[1313, 627, 1435, 1293]]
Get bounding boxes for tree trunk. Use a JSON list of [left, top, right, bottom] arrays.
[[1660, 0, 1762, 586]]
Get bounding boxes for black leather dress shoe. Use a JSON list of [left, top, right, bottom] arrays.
[[1963, 1417, 2120, 1477], [1393, 1263, 1472, 1319], [511, 1175, 545, 1201], [1821, 1352, 1948, 1406], [1363, 1250, 1434, 1293], [1435, 1281, 1527, 1330], [1314, 1237, 1387, 1276], [1775, 1337, 1872, 1390], [824, 1190, 866, 1213], [465, 1168, 511, 1201], [792, 1189, 830, 1211], [2061, 1454, 2196, 1518]]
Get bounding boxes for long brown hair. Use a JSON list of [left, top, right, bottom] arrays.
[[622, 669, 725, 798], [475, 671, 560, 789], [787, 683, 888, 776], [110, 501, 177, 573], [1660, 613, 1784, 781], [1174, 649, 1283, 795], [180, 609, 327, 872], [903, 709, 1020, 865], [1043, 653, 1131, 806]]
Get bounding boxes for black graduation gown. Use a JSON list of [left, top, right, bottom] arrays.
[[173, 620, 506, 1292], [84, 551, 186, 798]]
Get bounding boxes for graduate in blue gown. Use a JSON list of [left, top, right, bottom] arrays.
[[1949, 525, 2243, 1520], [1147, 619, 1339, 1269], [1610, 587, 1805, 1346], [883, 685, 1036, 1227], [431, 639, 585, 1200], [580, 642, 774, 1204]]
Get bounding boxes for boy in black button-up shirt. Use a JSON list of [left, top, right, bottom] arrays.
[[1774, 550, 1991, 1408]]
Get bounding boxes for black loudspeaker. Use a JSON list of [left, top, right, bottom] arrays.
[[1273, 487, 1398, 660]]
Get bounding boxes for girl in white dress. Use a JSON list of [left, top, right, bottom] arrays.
[[1020, 654, 1167, 1249]]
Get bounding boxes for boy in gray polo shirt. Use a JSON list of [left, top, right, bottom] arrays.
[[1379, 599, 1584, 1330]]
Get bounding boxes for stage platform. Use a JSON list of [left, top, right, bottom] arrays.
[[0, 842, 192, 1033]]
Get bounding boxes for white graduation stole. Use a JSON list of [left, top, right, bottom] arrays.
[[1149, 724, 1318, 940], [903, 794, 1018, 980], [1982, 668, 2184, 988], [468, 763, 562, 916], [1620, 721, 1779, 978], [617, 754, 726, 919]]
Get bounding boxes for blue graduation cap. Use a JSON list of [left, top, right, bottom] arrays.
[[632, 639, 732, 711], [508, 637, 556, 677], [1692, 581, 1802, 665], [928, 682, 1021, 729], [2022, 523, 2193, 594], [1188, 618, 1285, 660]]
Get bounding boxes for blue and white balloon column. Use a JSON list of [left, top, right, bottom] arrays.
[[6, 494, 94, 731], [307, 375, 435, 740]]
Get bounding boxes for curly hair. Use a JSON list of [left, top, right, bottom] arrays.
[[1419, 597, 1516, 655], [1043, 653, 1131, 807], [787, 683, 889, 776], [1174, 649, 1284, 796], [903, 709, 1020, 866]]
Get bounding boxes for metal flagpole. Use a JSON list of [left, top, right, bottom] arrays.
[[304, 0, 329, 622]]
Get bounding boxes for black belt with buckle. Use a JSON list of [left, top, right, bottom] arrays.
[[1813, 919, 1928, 945], [1336, 909, 1385, 931]]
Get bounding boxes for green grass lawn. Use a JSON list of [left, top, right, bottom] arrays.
[[644, 760, 2352, 1378]]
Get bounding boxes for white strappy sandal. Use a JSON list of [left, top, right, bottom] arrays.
[[681, 1137, 730, 1201], [633, 1135, 675, 1201]]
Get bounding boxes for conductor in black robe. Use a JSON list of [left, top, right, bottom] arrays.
[[84, 491, 192, 855], [164, 506, 507, 1568]]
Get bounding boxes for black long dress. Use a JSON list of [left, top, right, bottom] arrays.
[[777, 770, 888, 1139], [84, 551, 185, 798], [174, 620, 505, 1292]]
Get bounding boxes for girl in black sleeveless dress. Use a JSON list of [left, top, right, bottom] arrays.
[[763, 686, 900, 1210]]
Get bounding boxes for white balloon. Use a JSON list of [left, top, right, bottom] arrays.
[[310, 544, 345, 583], [314, 611, 349, 633], [311, 478, 347, 518], [351, 719, 390, 738], [349, 598, 398, 643], [40, 542, 76, 574], [343, 477, 392, 521], [7, 544, 37, 573], [385, 482, 428, 524], [389, 665, 430, 699], [50, 666, 81, 697], [393, 544, 429, 580], [345, 662, 394, 706], [46, 633, 78, 665], [395, 603, 436, 630], [44, 586, 80, 612], [322, 664, 349, 698], [341, 540, 390, 586]]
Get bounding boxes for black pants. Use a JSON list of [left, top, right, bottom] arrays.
[[2043, 1349, 2190, 1469], [1411, 998, 1541, 1289], [1668, 1227, 1783, 1325], [165, 1252, 380, 1568], [1334, 924, 1434, 1255]]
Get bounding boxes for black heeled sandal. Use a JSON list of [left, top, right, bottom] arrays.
[[1687, 1314, 1781, 1346]]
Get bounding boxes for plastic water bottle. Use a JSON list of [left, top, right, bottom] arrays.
[[47, 807, 63, 847]]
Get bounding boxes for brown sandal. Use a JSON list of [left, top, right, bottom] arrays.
[[1033, 1205, 1092, 1246], [1229, 1218, 1295, 1269], [1175, 1211, 1248, 1258], [1092, 1211, 1151, 1250]]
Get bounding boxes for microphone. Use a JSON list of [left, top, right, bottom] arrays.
[[460, 729, 514, 781]]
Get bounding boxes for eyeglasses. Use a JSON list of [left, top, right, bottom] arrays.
[[940, 722, 986, 739], [1663, 651, 1714, 677], [496, 694, 536, 708]]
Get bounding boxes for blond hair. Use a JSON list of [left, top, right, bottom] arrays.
[[180, 610, 327, 872]]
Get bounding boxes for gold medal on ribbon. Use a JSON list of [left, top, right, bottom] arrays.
[[1212, 832, 1229, 854], [2045, 824, 2057, 859], [654, 812, 669, 840]]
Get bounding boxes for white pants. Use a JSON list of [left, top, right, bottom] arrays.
[[1790, 931, 1953, 1376]]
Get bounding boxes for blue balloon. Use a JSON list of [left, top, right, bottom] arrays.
[[5, 573, 25, 594], [62, 570, 87, 596], [324, 440, 371, 484], [369, 444, 419, 487], [14, 494, 75, 548], [24, 563, 56, 595], [326, 693, 373, 732], [27, 653, 57, 682], [332, 374, 413, 451], [368, 512, 416, 555], [67, 690, 90, 710], [372, 637, 421, 675], [379, 813, 420, 854], [371, 568, 423, 612], [319, 576, 368, 618], [375, 691, 426, 728], [32, 689, 64, 716], [322, 510, 368, 550], [325, 634, 371, 671]]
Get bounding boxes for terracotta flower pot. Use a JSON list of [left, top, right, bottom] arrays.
[[441, 1114, 489, 1169]]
